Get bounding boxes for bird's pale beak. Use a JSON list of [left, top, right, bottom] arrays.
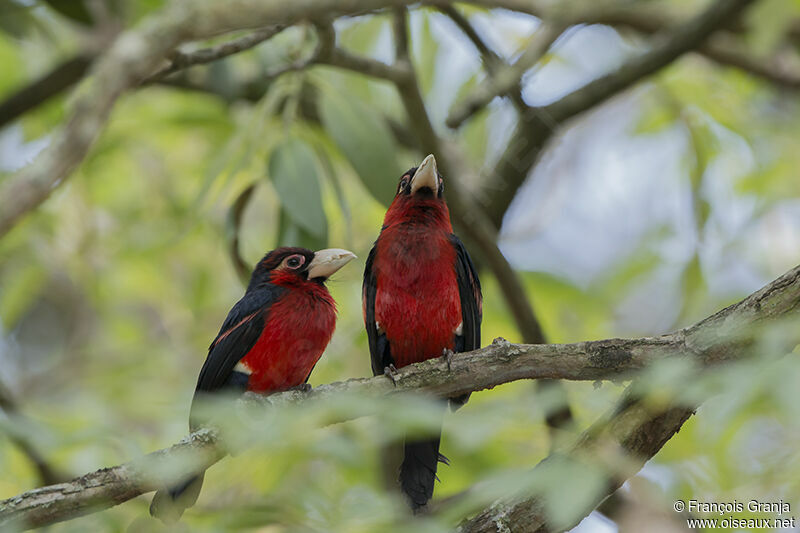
[[410, 154, 439, 195], [307, 248, 356, 280]]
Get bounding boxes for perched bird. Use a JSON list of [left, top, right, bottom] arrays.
[[363, 154, 482, 510], [150, 247, 356, 522]]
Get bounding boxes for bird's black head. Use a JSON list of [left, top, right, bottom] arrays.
[[248, 247, 356, 289], [395, 154, 444, 200]]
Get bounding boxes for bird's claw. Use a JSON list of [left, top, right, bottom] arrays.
[[289, 383, 312, 393], [384, 364, 398, 386], [443, 349, 456, 372]]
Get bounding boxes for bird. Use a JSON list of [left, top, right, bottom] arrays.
[[150, 246, 356, 522], [362, 154, 482, 511]]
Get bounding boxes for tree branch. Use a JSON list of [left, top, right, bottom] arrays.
[[459, 262, 800, 532], [459, 396, 696, 532], [0, 54, 93, 130], [474, 0, 800, 89], [2, 261, 798, 530], [0, 383, 69, 487], [446, 22, 566, 128], [141, 25, 287, 83], [479, 0, 757, 227], [0, 0, 446, 241]]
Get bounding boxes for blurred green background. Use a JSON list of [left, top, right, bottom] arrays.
[[1, 0, 800, 531]]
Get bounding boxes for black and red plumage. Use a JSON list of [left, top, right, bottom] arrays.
[[363, 154, 482, 510], [150, 246, 355, 522]]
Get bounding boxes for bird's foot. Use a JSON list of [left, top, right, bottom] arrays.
[[288, 383, 312, 393], [383, 364, 398, 386], [442, 349, 456, 372]]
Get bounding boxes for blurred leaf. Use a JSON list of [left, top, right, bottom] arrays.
[[122, 0, 165, 22], [0, 0, 36, 38], [736, 158, 799, 199], [633, 101, 678, 135], [41, 0, 94, 25], [313, 141, 352, 245], [0, 31, 22, 93], [678, 254, 708, 323], [456, 73, 489, 167], [268, 137, 327, 239], [745, 0, 799, 55], [318, 85, 402, 206], [337, 14, 387, 54], [206, 60, 238, 101], [412, 11, 438, 97], [277, 207, 327, 250], [20, 91, 66, 141], [0, 263, 46, 328]]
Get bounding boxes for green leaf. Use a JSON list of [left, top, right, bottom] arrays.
[[412, 11, 439, 97], [634, 103, 677, 135], [0, 0, 36, 38], [337, 14, 387, 53], [313, 142, 352, 245], [317, 86, 402, 206], [746, 0, 799, 55], [0, 263, 46, 328], [41, 0, 94, 25], [267, 137, 327, 239], [277, 207, 327, 250], [0, 31, 22, 93]]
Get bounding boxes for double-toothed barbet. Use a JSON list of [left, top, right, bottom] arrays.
[[151, 247, 356, 522], [363, 154, 482, 510]]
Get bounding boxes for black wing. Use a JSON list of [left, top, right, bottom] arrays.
[[363, 243, 394, 376], [450, 234, 482, 353], [194, 284, 285, 394]]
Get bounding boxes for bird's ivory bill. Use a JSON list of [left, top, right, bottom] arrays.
[[308, 248, 356, 280], [411, 154, 438, 195]]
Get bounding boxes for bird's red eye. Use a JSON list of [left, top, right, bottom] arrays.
[[285, 254, 304, 269]]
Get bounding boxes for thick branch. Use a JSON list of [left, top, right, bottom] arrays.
[[0, 0, 438, 240], [2, 262, 799, 530], [476, 0, 800, 89], [459, 263, 800, 532], [460, 398, 695, 532], [480, 0, 757, 227]]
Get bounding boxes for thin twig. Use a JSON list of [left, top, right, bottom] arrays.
[[0, 0, 430, 241], [142, 26, 286, 83], [446, 22, 567, 128], [481, 0, 759, 227], [0, 383, 68, 486]]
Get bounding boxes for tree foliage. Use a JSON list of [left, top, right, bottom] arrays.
[[1, 0, 800, 531]]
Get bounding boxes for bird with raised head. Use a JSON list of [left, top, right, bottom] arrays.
[[363, 154, 482, 511]]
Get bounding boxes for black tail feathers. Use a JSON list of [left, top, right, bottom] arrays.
[[399, 434, 448, 512], [149, 472, 205, 523]]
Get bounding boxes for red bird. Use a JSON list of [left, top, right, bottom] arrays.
[[151, 247, 355, 522], [363, 154, 482, 510]]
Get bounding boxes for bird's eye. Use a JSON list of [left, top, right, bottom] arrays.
[[285, 255, 304, 269], [398, 175, 411, 192]]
